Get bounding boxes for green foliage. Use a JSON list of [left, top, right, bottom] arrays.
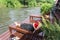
[[0, 0, 23, 8], [0, 0, 55, 8], [28, 0, 37, 7], [40, 3, 53, 15], [36, 0, 55, 15], [37, 0, 47, 3], [36, 0, 55, 4], [41, 16, 60, 40], [46, 0, 55, 4], [0, 0, 7, 8], [6, 0, 22, 8]]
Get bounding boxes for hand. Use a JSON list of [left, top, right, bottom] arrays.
[[14, 22, 20, 27]]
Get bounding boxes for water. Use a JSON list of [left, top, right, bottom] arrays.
[[0, 7, 41, 34]]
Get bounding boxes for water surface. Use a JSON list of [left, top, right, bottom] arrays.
[[0, 7, 40, 34]]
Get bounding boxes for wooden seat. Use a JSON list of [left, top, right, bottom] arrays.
[[9, 25, 32, 40], [30, 15, 42, 23], [30, 15, 50, 23]]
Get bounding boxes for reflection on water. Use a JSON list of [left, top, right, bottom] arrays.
[[0, 7, 40, 34]]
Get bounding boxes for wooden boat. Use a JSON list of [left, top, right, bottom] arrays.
[[0, 15, 43, 40]]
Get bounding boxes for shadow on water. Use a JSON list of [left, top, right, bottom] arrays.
[[0, 7, 40, 34]]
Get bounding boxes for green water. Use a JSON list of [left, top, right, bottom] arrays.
[[0, 7, 40, 34], [0, 8, 29, 34]]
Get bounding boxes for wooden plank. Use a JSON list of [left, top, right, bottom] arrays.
[[0, 30, 9, 38], [12, 32, 24, 38], [9, 26, 32, 34], [0, 30, 10, 40]]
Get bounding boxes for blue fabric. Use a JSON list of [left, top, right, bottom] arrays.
[[20, 23, 34, 32]]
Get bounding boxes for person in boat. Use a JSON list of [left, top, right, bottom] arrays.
[[20, 21, 42, 32], [15, 21, 43, 34], [12, 21, 43, 40]]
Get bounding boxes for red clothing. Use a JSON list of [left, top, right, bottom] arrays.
[[33, 21, 39, 28]]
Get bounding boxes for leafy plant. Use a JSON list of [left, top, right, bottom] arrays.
[[36, 0, 55, 4], [28, 0, 37, 7], [0, 0, 55, 8], [40, 3, 53, 15], [6, 0, 23, 8], [0, 0, 7, 8], [41, 16, 60, 40], [0, 0, 23, 8]]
